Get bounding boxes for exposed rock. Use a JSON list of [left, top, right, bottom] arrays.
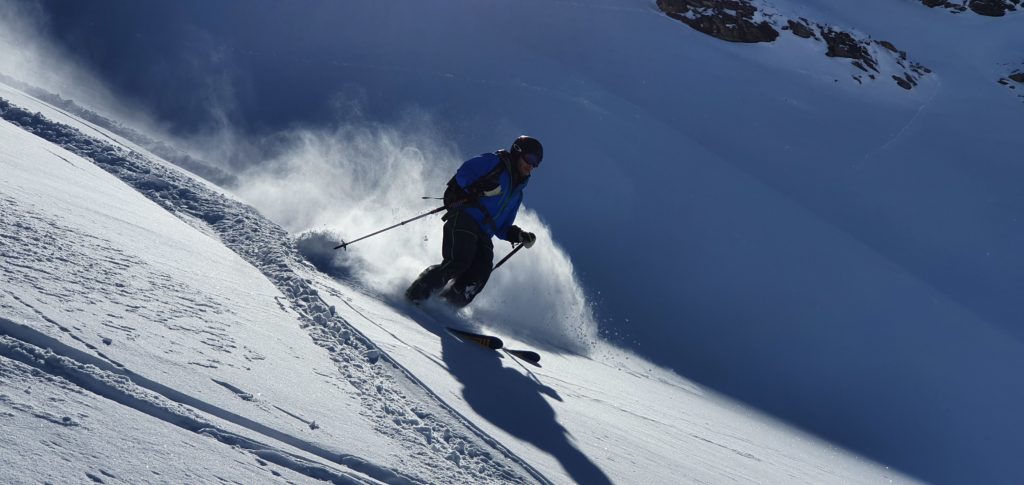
[[893, 75, 914, 90], [920, 0, 969, 12], [918, 0, 1021, 15], [877, 41, 899, 53], [820, 29, 864, 58], [786, 19, 816, 39], [1009, 72, 1024, 83], [656, 0, 932, 91], [657, 0, 779, 43], [820, 28, 879, 72], [968, 0, 1017, 16]]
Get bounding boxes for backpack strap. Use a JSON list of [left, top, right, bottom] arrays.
[[442, 152, 512, 233], [471, 150, 512, 193]]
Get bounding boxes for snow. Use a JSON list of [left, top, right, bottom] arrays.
[[2, 0, 1022, 483], [0, 92, 535, 484], [0, 342, 321, 485], [0, 84, 911, 483]]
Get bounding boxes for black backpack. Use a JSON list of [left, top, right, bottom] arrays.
[[441, 151, 513, 229], [443, 151, 512, 208]]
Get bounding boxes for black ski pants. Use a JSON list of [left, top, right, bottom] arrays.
[[406, 210, 493, 307]]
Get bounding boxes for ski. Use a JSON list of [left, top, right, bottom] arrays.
[[445, 327, 541, 366], [445, 326, 503, 349], [504, 349, 541, 367]]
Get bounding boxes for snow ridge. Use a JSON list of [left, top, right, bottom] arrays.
[[0, 96, 544, 484]]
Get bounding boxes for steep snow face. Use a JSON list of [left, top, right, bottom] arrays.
[[4, 1, 1023, 483], [196, 4, 1024, 482], [0, 89, 545, 484], [0, 89, 916, 485]]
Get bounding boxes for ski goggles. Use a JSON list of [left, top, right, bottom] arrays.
[[524, 153, 542, 167]]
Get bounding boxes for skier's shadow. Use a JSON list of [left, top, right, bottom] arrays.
[[404, 308, 612, 485]]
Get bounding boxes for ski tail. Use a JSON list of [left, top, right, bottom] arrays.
[[446, 327, 504, 350], [446, 327, 542, 366], [505, 349, 541, 367]]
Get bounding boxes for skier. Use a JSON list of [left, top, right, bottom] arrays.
[[405, 135, 543, 308]]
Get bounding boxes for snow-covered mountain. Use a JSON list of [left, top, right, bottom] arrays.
[[2, 0, 1023, 483]]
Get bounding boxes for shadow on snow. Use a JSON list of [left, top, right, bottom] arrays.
[[405, 306, 613, 485]]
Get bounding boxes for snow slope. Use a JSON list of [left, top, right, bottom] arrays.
[[4, 0, 1023, 482], [184, 3, 1022, 481], [0, 85, 539, 485], [0, 83, 912, 483]]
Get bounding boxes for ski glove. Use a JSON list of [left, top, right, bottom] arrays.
[[507, 225, 537, 248], [521, 232, 537, 248]]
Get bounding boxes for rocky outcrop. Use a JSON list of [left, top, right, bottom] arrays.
[[921, 0, 969, 12], [817, 28, 930, 89], [969, 0, 1018, 15], [996, 68, 1024, 102], [821, 28, 874, 66], [656, 0, 779, 43], [656, 0, 932, 91], [919, 0, 1021, 16], [786, 19, 816, 39]]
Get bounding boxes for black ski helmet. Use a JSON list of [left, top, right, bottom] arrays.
[[510, 135, 543, 167]]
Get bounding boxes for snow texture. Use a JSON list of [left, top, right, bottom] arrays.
[[3, 0, 1022, 483], [0, 82, 911, 484]]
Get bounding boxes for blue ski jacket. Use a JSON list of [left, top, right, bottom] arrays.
[[453, 152, 528, 241]]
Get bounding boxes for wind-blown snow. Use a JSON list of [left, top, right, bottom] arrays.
[[230, 121, 599, 354]]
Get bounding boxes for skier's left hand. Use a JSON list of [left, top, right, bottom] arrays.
[[520, 231, 536, 248], [507, 225, 537, 248]]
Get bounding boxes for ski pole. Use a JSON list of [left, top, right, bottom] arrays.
[[334, 198, 472, 250], [334, 204, 448, 250], [493, 243, 525, 271]]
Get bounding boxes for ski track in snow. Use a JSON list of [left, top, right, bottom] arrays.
[[0, 96, 544, 484], [0, 327, 371, 485]]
